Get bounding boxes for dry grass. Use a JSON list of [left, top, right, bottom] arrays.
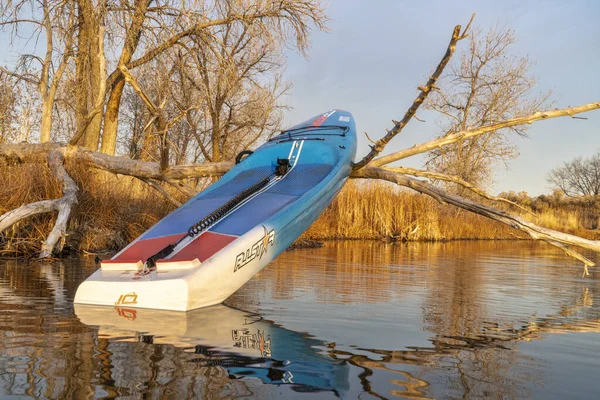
[[0, 162, 179, 256], [1, 165, 599, 257], [302, 181, 600, 242], [302, 181, 523, 241]]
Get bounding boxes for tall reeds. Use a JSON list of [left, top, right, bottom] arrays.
[[303, 181, 522, 241], [0, 163, 179, 256], [1, 166, 598, 257]]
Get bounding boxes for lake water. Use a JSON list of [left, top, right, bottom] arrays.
[[1, 241, 599, 399]]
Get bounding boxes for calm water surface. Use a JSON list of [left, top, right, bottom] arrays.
[[1, 241, 599, 399]]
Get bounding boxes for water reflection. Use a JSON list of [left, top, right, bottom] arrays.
[[0, 241, 600, 399], [229, 241, 600, 399], [75, 304, 350, 396]]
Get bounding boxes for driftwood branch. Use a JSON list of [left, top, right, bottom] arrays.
[[0, 200, 57, 233], [0, 150, 79, 258], [371, 102, 600, 167], [39, 151, 79, 258], [0, 142, 234, 258], [352, 166, 600, 269], [353, 14, 474, 170], [384, 166, 536, 217], [0, 143, 234, 180]]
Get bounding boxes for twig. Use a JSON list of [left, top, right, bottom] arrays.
[[364, 132, 377, 145], [353, 15, 474, 170], [138, 177, 182, 207]]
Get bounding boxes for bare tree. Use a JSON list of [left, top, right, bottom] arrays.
[[547, 152, 600, 197], [425, 25, 551, 189], [0, 74, 19, 144], [0, 0, 76, 143], [99, 0, 327, 155], [182, 18, 290, 163]]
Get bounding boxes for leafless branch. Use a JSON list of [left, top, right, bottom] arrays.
[[384, 166, 537, 217], [353, 14, 474, 170], [371, 102, 600, 167]]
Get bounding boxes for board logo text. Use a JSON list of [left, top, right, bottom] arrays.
[[234, 226, 275, 272]]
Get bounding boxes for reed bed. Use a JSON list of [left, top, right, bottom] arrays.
[[0, 162, 179, 256], [1, 165, 598, 257], [302, 181, 524, 241]]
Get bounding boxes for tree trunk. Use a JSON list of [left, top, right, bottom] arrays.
[[74, 6, 89, 146], [100, 79, 125, 155], [39, 98, 53, 143], [74, 0, 103, 150], [211, 112, 221, 162], [158, 116, 169, 170], [82, 25, 102, 151]]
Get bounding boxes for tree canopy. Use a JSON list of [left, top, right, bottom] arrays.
[[548, 151, 600, 197]]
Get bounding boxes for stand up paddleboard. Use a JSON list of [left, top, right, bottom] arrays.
[[74, 110, 357, 311]]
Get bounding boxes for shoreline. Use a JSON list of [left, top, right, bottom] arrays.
[[0, 237, 545, 261]]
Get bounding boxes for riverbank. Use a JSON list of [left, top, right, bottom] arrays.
[[301, 181, 600, 242], [1, 164, 598, 257]]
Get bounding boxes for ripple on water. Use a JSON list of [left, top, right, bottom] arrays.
[[0, 241, 599, 399]]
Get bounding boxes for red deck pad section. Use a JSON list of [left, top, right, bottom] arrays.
[[312, 110, 336, 126], [163, 231, 237, 263], [104, 233, 187, 263]]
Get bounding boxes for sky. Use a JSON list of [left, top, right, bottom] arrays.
[[281, 0, 600, 196]]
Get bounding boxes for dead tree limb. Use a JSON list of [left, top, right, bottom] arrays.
[[384, 166, 536, 216], [39, 151, 79, 258], [0, 142, 234, 258], [0, 150, 79, 258], [371, 102, 600, 167], [353, 13, 474, 170], [163, 179, 198, 198], [0, 200, 57, 233], [138, 178, 182, 207], [352, 166, 600, 269], [0, 143, 234, 180], [542, 240, 593, 276]]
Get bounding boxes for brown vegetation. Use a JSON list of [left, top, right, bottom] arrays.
[[303, 182, 600, 242], [304, 181, 522, 241], [3, 163, 598, 257], [0, 163, 181, 256]]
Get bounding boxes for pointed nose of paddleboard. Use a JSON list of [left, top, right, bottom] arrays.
[[288, 109, 355, 132]]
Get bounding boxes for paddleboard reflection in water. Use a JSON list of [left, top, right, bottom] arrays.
[[74, 304, 350, 396]]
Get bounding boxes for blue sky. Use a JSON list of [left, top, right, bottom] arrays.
[[282, 0, 600, 195]]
